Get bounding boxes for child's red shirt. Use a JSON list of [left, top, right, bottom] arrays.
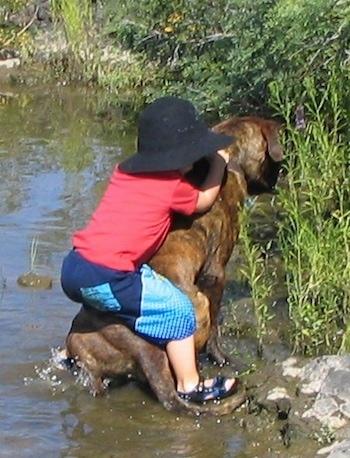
[[73, 166, 199, 271]]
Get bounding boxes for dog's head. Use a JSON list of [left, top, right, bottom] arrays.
[[213, 116, 283, 193]]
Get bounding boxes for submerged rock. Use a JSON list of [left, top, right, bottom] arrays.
[[17, 272, 53, 289]]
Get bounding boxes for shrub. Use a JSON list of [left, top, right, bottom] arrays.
[[101, 0, 350, 118]]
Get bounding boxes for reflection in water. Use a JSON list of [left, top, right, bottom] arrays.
[[0, 86, 246, 457], [0, 86, 131, 281]]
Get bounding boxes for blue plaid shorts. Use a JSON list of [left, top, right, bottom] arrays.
[[61, 249, 196, 344]]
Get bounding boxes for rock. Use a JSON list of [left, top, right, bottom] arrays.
[[322, 368, 350, 400], [9, 1, 52, 28], [17, 272, 53, 289], [317, 439, 350, 457], [281, 356, 306, 378], [299, 355, 350, 396], [302, 397, 348, 430], [279, 355, 350, 456], [298, 357, 350, 431], [265, 387, 292, 420], [0, 58, 21, 69]]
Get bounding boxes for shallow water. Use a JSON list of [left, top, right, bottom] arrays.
[[1, 80, 326, 458], [0, 83, 254, 458]]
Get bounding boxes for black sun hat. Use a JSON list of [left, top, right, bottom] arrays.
[[119, 96, 234, 174]]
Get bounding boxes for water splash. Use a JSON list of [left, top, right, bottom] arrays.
[[49, 347, 74, 371], [24, 347, 112, 395], [24, 347, 74, 391]]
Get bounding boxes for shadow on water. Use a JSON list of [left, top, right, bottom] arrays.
[[0, 84, 319, 457]]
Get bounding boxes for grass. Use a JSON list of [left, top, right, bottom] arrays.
[[50, 0, 99, 81], [51, 0, 93, 48], [239, 203, 275, 357], [29, 236, 39, 273], [238, 70, 349, 356], [269, 73, 350, 355]]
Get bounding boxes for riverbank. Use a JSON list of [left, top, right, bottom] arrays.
[[242, 353, 350, 457]]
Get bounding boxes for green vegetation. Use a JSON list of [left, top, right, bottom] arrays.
[[270, 73, 350, 355], [3, 1, 350, 117], [2, 0, 349, 356], [49, 0, 156, 112], [0, 0, 33, 52], [239, 204, 275, 356], [50, 0, 98, 81], [100, 0, 350, 117], [51, 0, 93, 46], [29, 235, 39, 273]]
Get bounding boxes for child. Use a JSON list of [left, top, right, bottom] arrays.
[[61, 96, 238, 403]]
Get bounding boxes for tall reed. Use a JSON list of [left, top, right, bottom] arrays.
[[269, 73, 350, 355], [51, 0, 98, 80], [51, 0, 93, 47], [239, 204, 275, 357], [29, 236, 39, 273]]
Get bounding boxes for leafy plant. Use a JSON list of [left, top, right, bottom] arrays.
[[99, 0, 350, 117]]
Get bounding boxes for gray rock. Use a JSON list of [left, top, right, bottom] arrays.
[[299, 355, 350, 396], [317, 439, 350, 457], [281, 355, 350, 456], [322, 369, 350, 400], [339, 403, 350, 420], [0, 58, 21, 69]]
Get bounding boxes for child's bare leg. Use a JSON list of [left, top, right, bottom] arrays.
[[166, 335, 200, 392], [166, 335, 237, 396]]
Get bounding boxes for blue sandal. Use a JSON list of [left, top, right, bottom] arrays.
[[178, 376, 239, 403]]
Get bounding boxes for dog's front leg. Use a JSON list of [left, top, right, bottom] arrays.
[[198, 270, 246, 371], [206, 310, 247, 372], [132, 343, 184, 412], [196, 272, 228, 365]]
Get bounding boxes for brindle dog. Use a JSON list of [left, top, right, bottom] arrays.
[[65, 116, 283, 415]]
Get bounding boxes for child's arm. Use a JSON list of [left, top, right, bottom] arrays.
[[194, 149, 229, 213]]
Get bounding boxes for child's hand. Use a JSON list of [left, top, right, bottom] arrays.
[[216, 149, 230, 164]]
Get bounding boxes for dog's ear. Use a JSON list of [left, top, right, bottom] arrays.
[[261, 121, 283, 162]]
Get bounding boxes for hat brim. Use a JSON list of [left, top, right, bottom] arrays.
[[119, 130, 234, 174]]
